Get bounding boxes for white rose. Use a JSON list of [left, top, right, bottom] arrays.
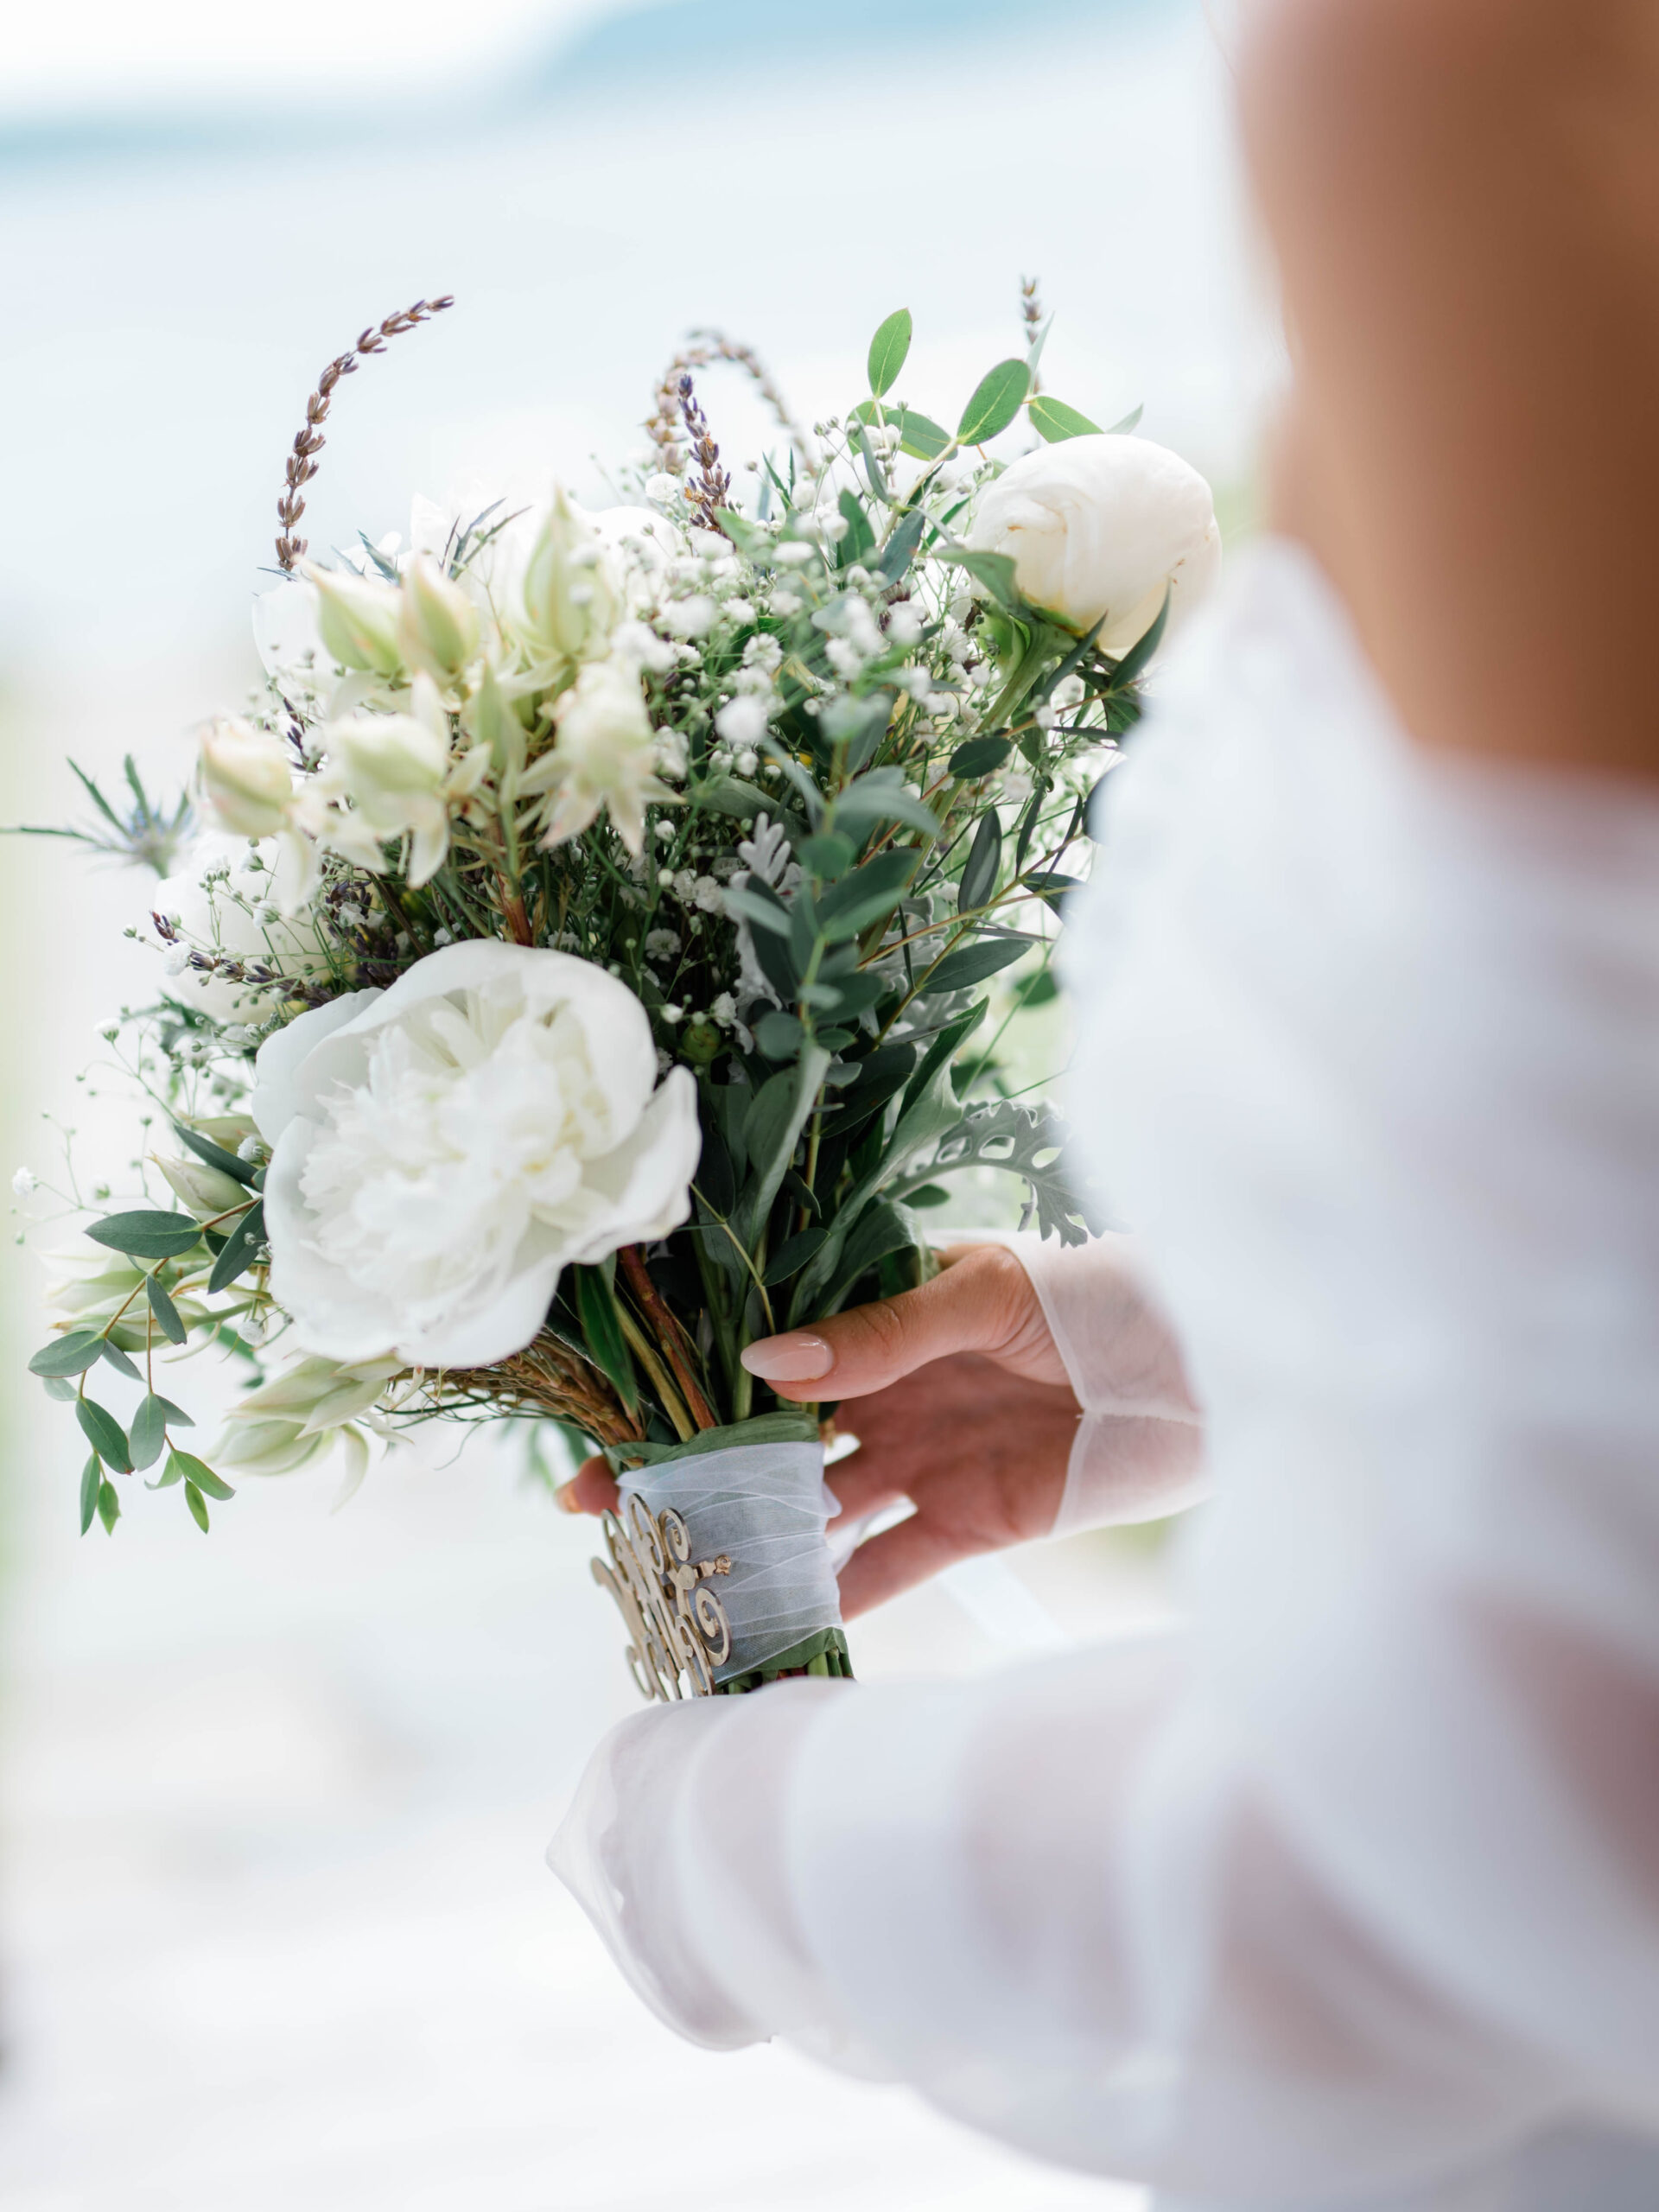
[[967, 434, 1221, 655], [251, 942, 702, 1368]]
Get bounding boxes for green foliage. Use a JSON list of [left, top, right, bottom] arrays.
[[867, 308, 912, 398], [957, 359, 1031, 446], [87, 1211, 202, 1261], [1028, 396, 1102, 442]]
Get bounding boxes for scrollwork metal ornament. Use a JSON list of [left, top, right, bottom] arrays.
[[591, 1493, 734, 1700]]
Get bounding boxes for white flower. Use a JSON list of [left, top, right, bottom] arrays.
[[612, 620, 679, 676], [323, 675, 458, 888], [645, 473, 682, 504], [887, 604, 924, 646], [967, 435, 1221, 655], [715, 694, 770, 747], [12, 1167, 37, 1196], [198, 718, 298, 841], [519, 486, 623, 663], [150, 836, 334, 1021], [590, 505, 678, 613], [251, 943, 702, 1367], [742, 633, 783, 675], [825, 638, 866, 681], [644, 928, 681, 962], [155, 1150, 248, 1222], [304, 563, 405, 677], [397, 554, 480, 681], [522, 658, 675, 857], [723, 599, 756, 626], [660, 594, 716, 639]]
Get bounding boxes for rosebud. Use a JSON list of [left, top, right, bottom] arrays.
[[521, 486, 620, 662], [304, 562, 404, 677], [397, 554, 480, 681], [199, 718, 293, 838], [156, 1153, 249, 1222], [967, 434, 1221, 656]]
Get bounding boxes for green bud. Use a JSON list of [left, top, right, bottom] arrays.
[[305, 563, 404, 677], [397, 554, 479, 681]]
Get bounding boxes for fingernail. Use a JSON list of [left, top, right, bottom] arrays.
[[555, 1479, 582, 1513], [740, 1332, 834, 1382]]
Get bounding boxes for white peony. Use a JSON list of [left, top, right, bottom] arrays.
[[967, 434, 1221, 654], [251, 941, 702, 1368]]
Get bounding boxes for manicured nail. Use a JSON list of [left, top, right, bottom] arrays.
[[555, 1479, 583, 1513], [740, 1332, 834, 1382]]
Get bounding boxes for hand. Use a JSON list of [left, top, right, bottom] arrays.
[[556, 1244, 1079, 1618]]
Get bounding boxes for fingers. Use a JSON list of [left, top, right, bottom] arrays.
[[556, 1454, 620, 1516], [739, 1243, 1044, 1403], [836, 1511, 980, 1620]]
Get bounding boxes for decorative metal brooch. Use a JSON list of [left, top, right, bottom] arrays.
[[592, 1493, 734, 1700]]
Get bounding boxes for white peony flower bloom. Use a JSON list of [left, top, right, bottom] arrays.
[[251, 942, 702, 1368], [967, 434, 1221, 655]]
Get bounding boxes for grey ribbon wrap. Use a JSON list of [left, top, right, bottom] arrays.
[[620, 1439, 842, 1681]]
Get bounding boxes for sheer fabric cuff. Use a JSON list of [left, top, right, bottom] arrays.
[[1008, 1231, 1208, 1536]]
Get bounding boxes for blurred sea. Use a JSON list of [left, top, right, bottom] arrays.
[[0, 3, 1264, 2203]]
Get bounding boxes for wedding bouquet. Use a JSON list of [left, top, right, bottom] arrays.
[[14, 289, 1218, 1697]]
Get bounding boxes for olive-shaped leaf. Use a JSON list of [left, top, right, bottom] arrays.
[[29, 1331, 103, 1379], [97, 1479, 122, 1535], [1028, 395, 1102, 442], [86, 1209, 203, 1260], [957, 359, 1030, 447], [79, 1452, 101, 1536], [145, 1271, 188, 1344], [168, 1451, 233, 1500], [958, 810, 1003, 912], [76, 1397, 132, 1475], [867, 308, 912, 398], [207, 1200, 265, 1295]]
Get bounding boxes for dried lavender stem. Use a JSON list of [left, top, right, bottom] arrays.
[[274, 295, 455, 572]]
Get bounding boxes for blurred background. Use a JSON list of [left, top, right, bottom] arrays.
[[0, 3, 1276, 2205]]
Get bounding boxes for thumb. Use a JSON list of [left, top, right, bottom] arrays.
[[738, 1243, 1041, 1402]]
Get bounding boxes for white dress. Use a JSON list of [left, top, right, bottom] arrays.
[[550, 542, 1659, 2210]]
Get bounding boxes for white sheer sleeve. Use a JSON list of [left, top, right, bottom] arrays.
[[1009, 1231, 1209, 1535], [551, 546, 1659, 2206]]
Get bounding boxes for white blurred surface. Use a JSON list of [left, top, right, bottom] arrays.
[[0, 3, 1249, 2200]]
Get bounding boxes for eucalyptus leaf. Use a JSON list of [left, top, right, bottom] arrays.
[[173, 1121, 257, 1187], [724, 884, 791, 938], [145, 1270, 188, 1344], [1107, 404, 1144, 435], [754, 1011, 804, 1060], [97, 1478, 122, 1535], [99, 1338, 143, 1382], [29, 1330, 103, 1379], [207, 1199, 266, 1295], [1027, 395, 1102, 442], [920, 936, 1029, 995], [76, 1397, 132, 1475], [168, 1451, 234, 1500], [958, 810, 1002, 912], [957, 359, 1030, 446], [937, 546, 1021, 614], [86, 1209, 202, 1261], [815, 848, 921, 943], [866, 308, 912, 397], [130, 1395, 172, 1471], [949, 735, 1012, 779], [876, 508, 926, 586], [830, 772, 940, 839], [79, 1452, 101, 1536], [184, 1480, 210, 1534], [799, 832, 855, 880]]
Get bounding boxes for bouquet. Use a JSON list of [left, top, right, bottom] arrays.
[[11, 288, 1219, 1698]]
